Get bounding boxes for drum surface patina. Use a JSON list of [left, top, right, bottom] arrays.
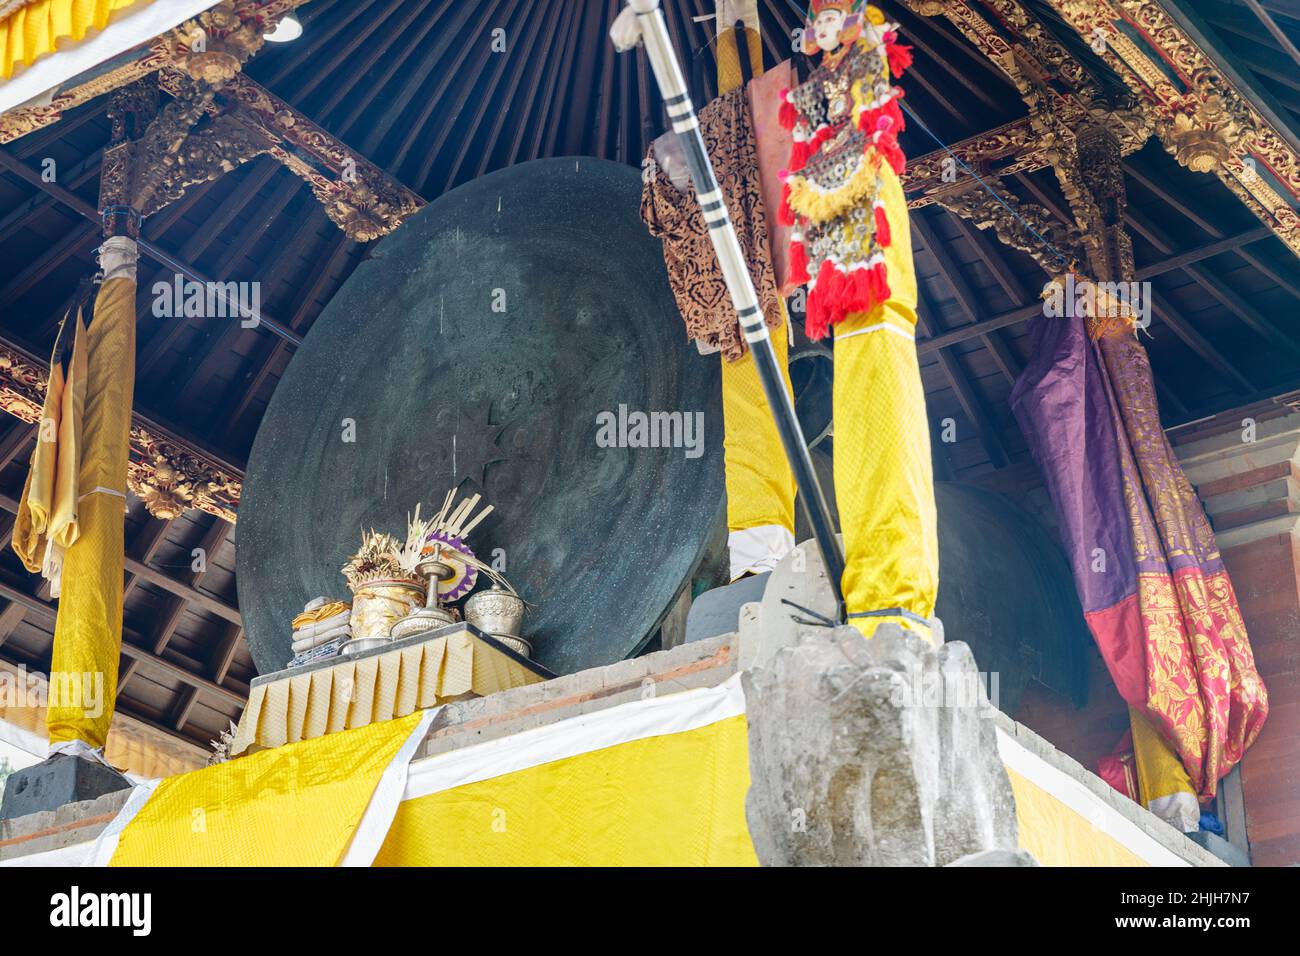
[[238, 158, 724, 675]]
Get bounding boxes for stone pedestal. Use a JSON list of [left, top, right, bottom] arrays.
[[742, 620, 1018, 866], [0, 755, 132, 821]]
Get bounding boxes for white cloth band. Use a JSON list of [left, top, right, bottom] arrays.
[[833, 321, 914, 343], [728, 525, 796, 581], [97, 236, 138, 283]]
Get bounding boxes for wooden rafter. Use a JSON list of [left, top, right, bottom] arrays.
[[1033, 0, 1300, 259]]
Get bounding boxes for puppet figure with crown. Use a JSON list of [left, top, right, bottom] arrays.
[[777, 1, 939, 643]]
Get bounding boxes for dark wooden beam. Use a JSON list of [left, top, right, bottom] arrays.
[[1244, 0, 1300, 72], [0, 579, 246, 707], [169, 685, 200, 732], [0, 492, 240, 625], [369, 0, 491, 179], [219, 233, 353, 444], [0, 421, 35, 471], [0, 224, 97, 309], [0, 145, 303, 346], [1133, 226, 1272, 279], [172, 176, 307, 412], [1150, 290, 1256, 393], [211, 624, 244, 686], [1124, 202, 1300, 364], [913, 298, 1010, 469], [915, 222, 1297, 354], [912, 211, 1021, 384], [275, 2, 391, 107], [151, 515, 230, 656], [0, 600, 25, 649], [461, 0, 571, 186], [523, 0, 586, 162], [408, 0, 532, 192]]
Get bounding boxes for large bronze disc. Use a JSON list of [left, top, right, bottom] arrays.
[[238, 158, 724, 675]]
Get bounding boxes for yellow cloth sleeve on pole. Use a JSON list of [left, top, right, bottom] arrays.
[[47, 275, 134, 748], [374, 714, 758, 866], [721, 303, 796, 536], [832, 164, 937, 640], [109, 712, 429, 867], [714, 0, 795, 545]]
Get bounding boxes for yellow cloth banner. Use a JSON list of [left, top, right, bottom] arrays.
[[1007, 767, 1148, 867], [74, 677, 1172, 867], [43, 274, 134, 748], [0, 0, 146, 79], [1130, 705, 1196, 803], [109, 712, 429, 867], [232, 628, 544, 756], [12, 307, 86, 576], [375, 714, 758, 867]]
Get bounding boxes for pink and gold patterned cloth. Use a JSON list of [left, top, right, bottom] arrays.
[[1012, 310, 1267, 800]]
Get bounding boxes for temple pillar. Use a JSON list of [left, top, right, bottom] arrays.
[[1174, 406, 1300, 866]]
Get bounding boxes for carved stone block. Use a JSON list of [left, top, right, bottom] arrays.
[[742, 624, 1021, 866]]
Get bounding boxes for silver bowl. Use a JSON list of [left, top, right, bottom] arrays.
[[340, 637, 391, 657], [464, 586, 525, 637], [390, 605, 458, 640], [488, 632, 532, 658]]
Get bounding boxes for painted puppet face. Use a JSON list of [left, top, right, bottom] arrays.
[[812, 9, 846, 52]]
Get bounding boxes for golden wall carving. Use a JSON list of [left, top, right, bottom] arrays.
[[1043, 0, 1300, 257], [0, 343, 240, 522]]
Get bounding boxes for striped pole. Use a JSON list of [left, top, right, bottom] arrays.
[[616, 0, 846, 613]]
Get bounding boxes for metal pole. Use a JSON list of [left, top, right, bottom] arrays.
[[614, 0, 846, 614]]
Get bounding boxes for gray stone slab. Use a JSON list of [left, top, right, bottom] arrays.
[[1187, 831, 1252, 867], [684, 572, 770, 644], [1, 755, 132, 821]]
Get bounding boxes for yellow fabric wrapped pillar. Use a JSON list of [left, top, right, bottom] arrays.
[[45, 241, 136, 749], [721, 302, 797, 579], [713, 1, 800, 581], [832, 165, 938, 641]]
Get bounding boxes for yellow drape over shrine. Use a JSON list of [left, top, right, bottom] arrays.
[[231, 628, 545, 756], [375, 713, 757, 866], [72, 678, 1186, 867], [106, 712, 432, 867], [0, 0, 147, 79], [42, 271, 134, 748]]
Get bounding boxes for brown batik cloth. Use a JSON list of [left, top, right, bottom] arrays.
[[640, 85, 783, 362]]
